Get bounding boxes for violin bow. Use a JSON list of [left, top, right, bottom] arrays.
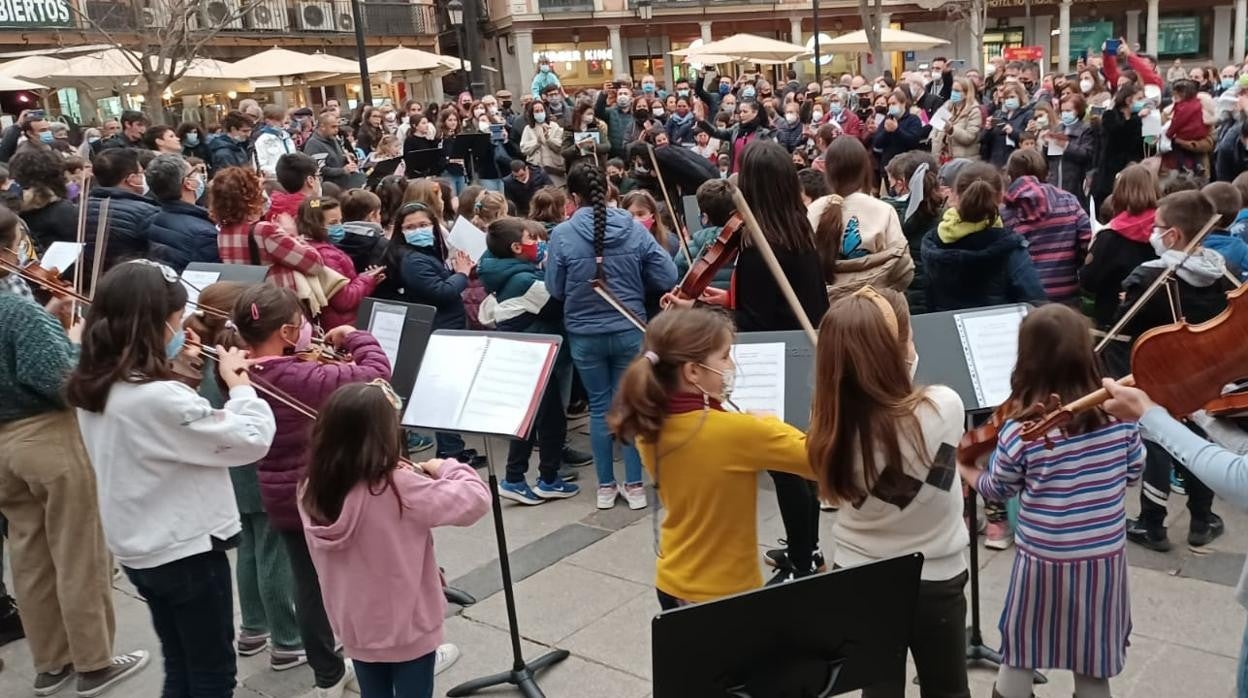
[[646, 144, 695, 268], [730, 188, 819, 346], [71, 174, 91, 318], [88, 198, 111, 301], [1094, 213, 1221, 354]]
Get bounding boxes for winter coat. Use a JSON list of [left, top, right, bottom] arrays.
[[266, 191, 305, 222], [253, 125, 296, 177], [561, 121, 610, 171], [337, 221, 390, 274], [1091, 108, 1145, 204], [520, 122, 566, 174], [1215, 120, 1248, 182], [19, 189, 77, 255], [146, 200, 222, 273], [696, 117, 774, 174], [999, 176, 1091, 304], [594, 93, 641, 159], [476, 252, 563, 333], [546, 206, 678, 335], [1203, 231, 1248, 280], [983, 104, 1035, 168], [1078, 210, 1157, 328], [1047, 119, 1097, 198], [83, 186, 159, 278], [303, 132, 362, 190], [665, 113, 698, 147], [872, 112, 928, 170], [502, 167, 553, 217], [207, 135, 251, 176], [921, 224, 1048, 312], [649, 143, 718, 203], [773, 118, 806, 152], [531, 70, 562, 99], [387, 245, 469, 331], [930, 103, 983, 161], [253, 330, 391, 531], [310, 241, 380, 330]]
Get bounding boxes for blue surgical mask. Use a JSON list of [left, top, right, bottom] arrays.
[[38, 131, 53, 144], [87, 136, 100, 144], [185, 132, 199, 146], [1003, 97, 1020, 110], [534, 112, 547, 124], [540, 64, 551, 74], [949, 91, 963, 104], [888, 105, 903, 117], [164, 322, 185, 360], [1131, 100, 1146, 113], [404, 226, 435, 247], [718, 83, 731, 96], [193, 175, 205, 201], [327, 223, 346, 243], [642, 83, 656, 94], [826, 104, 839, 116], [1060, 111, 1078, 126], [1223, 77, 1236, 90], [742, 87, 756, 99], [677, 89, 689, 98]]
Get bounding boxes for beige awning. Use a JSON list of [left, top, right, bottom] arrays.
[[228, 47, 360, 80], [0, 75, 46, 91], [820, 28, 951, 53], [0, 55, 72, 80], [369, 46, 446, 73], [671, 33, 811, 64]]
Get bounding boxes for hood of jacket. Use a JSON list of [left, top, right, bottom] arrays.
[[559, 205, 649, 249], [477, 251, 541, 298], [20, 186, 61, 212], [301, 482, 368, 552], [208, 133, 247, 154], [1107, 208, 1156, 243], [342, 220, 384, 237], [1003, 176, 1052, 224], [923, 225, 1027, 273], [267, 191, 305, 221]]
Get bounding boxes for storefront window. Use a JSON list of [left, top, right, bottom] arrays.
[[1157, 16, 1204, 57], [533, 44, 614, 88], [630, 56, 665, 81], [1067, 20, 1114, 61], [984, 27, 1026, 66]]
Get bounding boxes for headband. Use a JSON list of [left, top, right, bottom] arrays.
[[644, 350, 660, 365], [904, 163, 929, 223], [852, 285, 899, 341]]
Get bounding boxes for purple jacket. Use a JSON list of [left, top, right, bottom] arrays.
[[1000, 176, 1091, 304], [252, 331, 392, 531]]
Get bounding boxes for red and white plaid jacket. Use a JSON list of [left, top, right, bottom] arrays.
[[217, 219, 323, 290]]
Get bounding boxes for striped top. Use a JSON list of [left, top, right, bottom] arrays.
[[977, 417, 1144, 561], [1000, 176, 1092, 304]]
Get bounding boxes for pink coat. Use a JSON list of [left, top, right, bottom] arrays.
[[312, 241, 380, 329], [300, 461, 490, 662]]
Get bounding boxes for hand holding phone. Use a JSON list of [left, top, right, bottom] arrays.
[[1105, 39, 1121, 56]]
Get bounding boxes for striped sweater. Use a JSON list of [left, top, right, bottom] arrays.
[[1000, 176, 1092, 304], [977, 418, 1145, 561]]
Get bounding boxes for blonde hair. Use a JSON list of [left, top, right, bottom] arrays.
[[471, 190, 507, 228]]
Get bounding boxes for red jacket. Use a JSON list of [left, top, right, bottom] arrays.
[[1165, 98, 1208, 142], [1101, 51, 1162, 87], [267, 191, 305, 222], [252, 330, 392, 531], [311, 241, 379, 329]]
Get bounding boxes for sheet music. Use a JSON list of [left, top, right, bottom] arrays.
[[40, 242, 82, 275], [367, 302, 407, 371], [1141, 110, 1163, 138], [447, 216, 488, 263], [955, 307, 1028, 409], [403, 335, 488, 430], [730, 342, 786, 420], [927, 106, 950, 132], [458, 338, 552, 435], [179, 270, 220, 317], [1046, 136, 1066, 156], [574, 131, 601, 145]]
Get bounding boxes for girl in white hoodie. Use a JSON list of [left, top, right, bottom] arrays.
[[67, 260, 277, 697]]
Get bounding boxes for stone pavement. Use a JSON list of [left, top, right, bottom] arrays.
[[0, 430, 1244, 697]]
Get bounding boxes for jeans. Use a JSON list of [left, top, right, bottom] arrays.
[[281, 531, 345, 689], [506, 375, 567, 485], [861, 571, 970, 698], [447, 174, 467, 195], [770, 472, 820, 572], [1239, 616, 1248, 698], [478, 178, 505, 193], [352, 653, 435, 698], [125, 551, 236, 698], [1139, 438, 1214, 532], [568, 329, 644, 486]]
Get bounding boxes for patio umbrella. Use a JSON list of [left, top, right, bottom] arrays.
[[820, 28, 951, 53], [369, 45, 445, 73], [671, 33, 810, 64], [229, 47, 359, 80], [0, 75, 46, 91], [0, 55, 71, 80]]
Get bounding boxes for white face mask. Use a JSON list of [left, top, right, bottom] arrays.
[[1150, 227, 1172, 256], [697, 362, 736, 401], [785, 112, 798, 123]]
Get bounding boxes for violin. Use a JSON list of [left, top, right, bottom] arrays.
[[956, 406, 1010, 466], [0, 248, 91, 329], [673, 213, 744, 302]]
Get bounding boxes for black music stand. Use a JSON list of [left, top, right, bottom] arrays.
[[182, 262, 268, 284], [911, 305, 1046, 684], [652, 554, 923, 697], [403, 331, 570, 698], [404, 146, 444, 179], [355, 298, 437, 402]]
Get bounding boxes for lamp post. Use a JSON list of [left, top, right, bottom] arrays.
[[447, 0, 468, 92], [637, 0, 653, 74], [812, 0, 822, 85], [350, 0, 372, 105]]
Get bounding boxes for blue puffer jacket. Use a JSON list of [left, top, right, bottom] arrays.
[[546, 206, 678, 335], [920, 224, 1047, 312], [392, 246, 469, 331], [207, 134, 251, 176], [84, 187, 159, 276], [146, 200, 221, 273]]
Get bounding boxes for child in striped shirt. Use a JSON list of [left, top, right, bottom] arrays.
[[960, 304, 1144, 698]]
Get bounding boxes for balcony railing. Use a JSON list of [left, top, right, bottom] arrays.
[[625, 0, 776, 6], [81, 0, 437, 37], [538, 0, 595, 11]]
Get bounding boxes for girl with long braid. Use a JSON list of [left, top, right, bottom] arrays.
[[546, 161, 678, 510]]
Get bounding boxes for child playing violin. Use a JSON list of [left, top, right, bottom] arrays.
[[66, 260, 276, 696], [608, 307, 814, 609], [1103, 190, 1234, 552], [294, 197, 385, 330], [959, 304, 1144, 698], [227, 283, 392, 695]]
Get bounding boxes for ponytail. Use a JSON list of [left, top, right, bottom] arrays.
[[814, 195, 845, 281], [815, 137, 873, 283], [182, 281, 251, 349], [954, 161, 1005, 224]]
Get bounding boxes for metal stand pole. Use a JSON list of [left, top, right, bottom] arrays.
[[349, 0, 372, 105]]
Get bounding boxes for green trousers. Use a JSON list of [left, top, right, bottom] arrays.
[[236, 511, 301, 650]]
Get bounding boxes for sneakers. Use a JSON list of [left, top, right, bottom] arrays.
[[1170, 469, 1187, 496], [314, 662, 355, 698], [237, 630, 269, 656], [597, 484, 620, 509], [76, 651, 150, 698], [34, 665, 73, 696], [456, 449, 489, 469], [557, 465, 580, 483], [763, 543, 827, 573], [270, 647, 307, 672], [562, 446, 593, 467], [622, 482, 648, 510], [765, 562, 817, 586], [0, 595, 24, 647], [434, 643, 461, 676], [1189, 513, 1225, 548], [499, 480, 544, 506], [984, 521, 1014, 550], [535, 479, 580, 499], [1126, 517, 1172, 552], [405, 432, 434, 455]]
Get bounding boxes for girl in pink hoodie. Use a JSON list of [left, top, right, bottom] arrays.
[[295, 197, 386, 330], [299, 383, 490, 698]]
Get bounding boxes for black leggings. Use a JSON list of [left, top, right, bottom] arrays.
[[770, 471, 820, 571], [1138, 438, 1214, 531], [862, 571, 971, 698], [281, 531, 346, 689]]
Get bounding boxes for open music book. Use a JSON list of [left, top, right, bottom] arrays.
[[401, 334, 560, 438], [954, 306, 1029, 409], [730, 342, 786, 420]]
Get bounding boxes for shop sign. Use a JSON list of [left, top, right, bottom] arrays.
[[534, 49, 613, 64], [1004, 46, 1044, 62], [0, 0, 73, 28], [1068, 20, 1114, 59], [1157, 17, 1199, 56]]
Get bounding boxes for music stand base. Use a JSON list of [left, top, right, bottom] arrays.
[[966, 630, 1047, 685], [445, 648, 571, 698]]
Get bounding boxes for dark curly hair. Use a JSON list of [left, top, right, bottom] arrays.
[[209, 166, 264, 225], [8, 149, 67, 198]]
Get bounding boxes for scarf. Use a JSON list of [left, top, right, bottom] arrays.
[[666, 392, 724, 415], [1141, 246, 1228, 288], [937, 207, 1002, 244], [1107, 208, 1156, 243]]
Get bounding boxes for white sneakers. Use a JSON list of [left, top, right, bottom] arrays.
[[314, 661, 356, 698], [434, 643, 461, 675], [597, 483, 648, 510]]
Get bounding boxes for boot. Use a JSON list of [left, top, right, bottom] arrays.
[[0, 595, 24, 647]]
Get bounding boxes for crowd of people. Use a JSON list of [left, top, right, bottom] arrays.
[[2, 37, 1248, 698]]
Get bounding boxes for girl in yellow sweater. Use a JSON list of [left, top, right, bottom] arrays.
[[609, 307, 815, 610]]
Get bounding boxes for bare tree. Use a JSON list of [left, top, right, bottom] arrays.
[[857, 0, 886, 77], [946, 0, 989, 70], [64, 0, 262, 120]]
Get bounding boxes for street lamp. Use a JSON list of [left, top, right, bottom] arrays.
[[447, 0, 467, 90], [349, 0, 371, 106], [637, 0, 653, 74]]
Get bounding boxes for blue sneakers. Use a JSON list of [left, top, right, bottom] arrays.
[[405, 432, 434, 455], [498, 480, 543, 506], [535, 479, 580, 499]]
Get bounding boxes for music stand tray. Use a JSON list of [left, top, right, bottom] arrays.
[[653, 554, 923, 698]]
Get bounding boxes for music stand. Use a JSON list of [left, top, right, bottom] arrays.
[[453, 132, 493, 183], [734, 331, 815, 431], [910, 305, 1046, 684], [404, 146, 444, 179], [652, 554, 923, 697], [355, 298, 437, 402], [402, 330, 570, 698], [182, 262, 269, 284], [365, 156, 404, 190]]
